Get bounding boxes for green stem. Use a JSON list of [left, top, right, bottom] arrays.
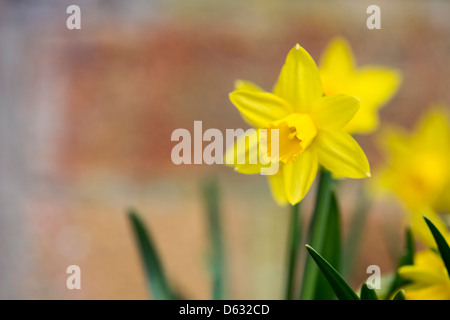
[[285, 202, 302, 300], [203, 179, 225, 300], [300, 169, 333, 300], [342, 186, 369, 278]]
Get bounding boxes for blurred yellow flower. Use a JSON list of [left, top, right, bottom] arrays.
[[409, 206, 450, 248], [373, 107, 450, 246], [319, 37, 402, 134], [398, 249, 450, 300], [226, 44, 370, 205], [375, 107, 450, 212]]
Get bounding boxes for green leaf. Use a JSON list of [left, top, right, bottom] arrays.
[[360, 283, 378, 300], [314, 192, 341, 300], [128, 209, 173, 300], [203, 179, 226, 300], [387, 228, 414, 298], [404, 227, 415, 266], [392, 289, 406, 300], [371, 273, 395, 300], [342, 186, 369, 277], [285, 203, 302, 300], [300, 169, 334, 300], [305, 245, 360, 300], [423, 215, 450, 278]]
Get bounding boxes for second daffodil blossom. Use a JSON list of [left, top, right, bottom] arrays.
[[226, 44, 371, 205], [398, 249, 450, 300], [374, 106, 450, 212], [319, 37, 402, 134], [372, 106, 450, 247]]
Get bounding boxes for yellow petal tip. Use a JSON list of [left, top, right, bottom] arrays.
[[295, 43, 300, 50], [234, 79, 244, 89]]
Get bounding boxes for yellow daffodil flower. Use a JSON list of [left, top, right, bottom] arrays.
[[398, 249, 450, 300], [319, 37, 402, 134], [226, 44, 371, 205], [373, 106, 450, 246], [374, 106, 450, 212], [408, 205, 450, 249]]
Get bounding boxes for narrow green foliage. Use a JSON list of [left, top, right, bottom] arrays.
[[392, 289, 406, 300], [203, 179, 226, 299], [300, 170, 334, 300], [423, 215, 450, 278], [360, 283, 378, 300], [387, 228, 414, 298], [314, 192, 341, 300], [305, 245, 359, 300], [128, 210, 173, 300], [285, 203, 302, 300]]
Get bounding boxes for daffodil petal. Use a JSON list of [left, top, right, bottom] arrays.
[[413, 107, 450, 151], [318, 37, 402, 135], [315, 130, 370, 178], [234, 80, 264, 92], [377, 125, 411, 159], [414, 247, 449, 271], [268, 170, 288, 206], [229, 90, 293, 128], [319, 37, 355, 77], [350, 67, 402, 109], [404, 283, 450, 300], [398, 265, 446, 288], [283, 149, 318, 205], [312, 94, 360, 131], [273, 44, 322, 113], [343, 67, 401, 134], [400, 248, 450, 299], [343, 106, 380, 135], [224, 129, 261, 174], [410, 206, 450, 249]]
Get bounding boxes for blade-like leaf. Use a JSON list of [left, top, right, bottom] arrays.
[[203, 179, 226, 300], [342, 186, 369, 277], [404, 227, 415, 266], [424, 215, 450, 278], [128, 209, 173, 300], [392, 289, 406, 300], [300, 170, 334, 300], [305, 245, 359, 300], [360, 283, 378, 300], [314, 192, 341, 300], [387, 228, 414, 298]]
